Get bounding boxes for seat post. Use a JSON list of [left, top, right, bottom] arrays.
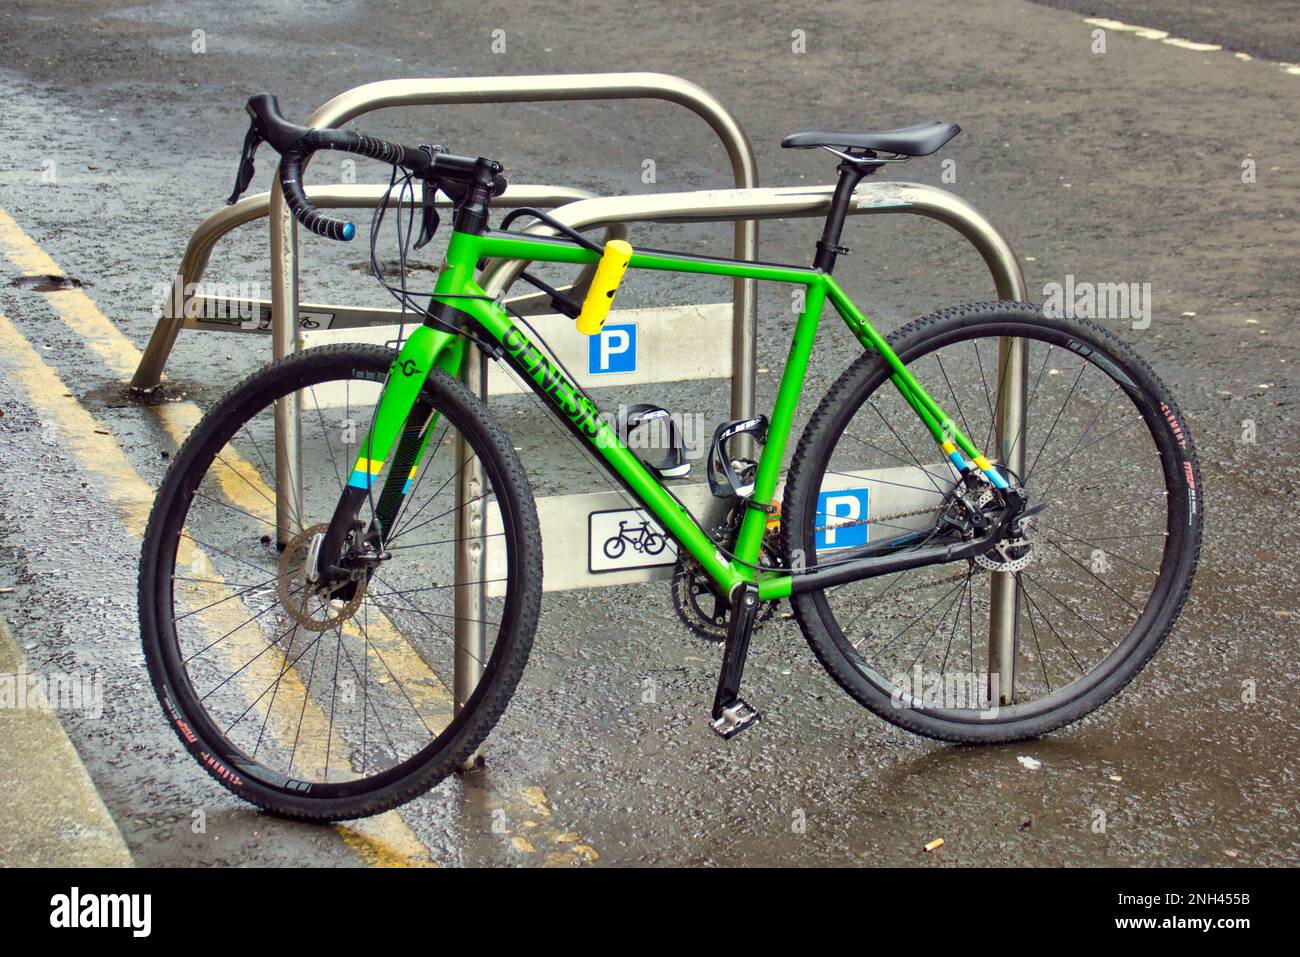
[[813, 159, 877, 273]]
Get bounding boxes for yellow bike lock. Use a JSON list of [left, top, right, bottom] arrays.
[[576, 239, 633, 336]]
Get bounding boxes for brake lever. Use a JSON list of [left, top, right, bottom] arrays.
[[413, 144, 448, 249], [227, 122, 262, 205], [414, 179, 440, 250]]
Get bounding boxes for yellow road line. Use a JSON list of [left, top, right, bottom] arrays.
[[0, 308, 433, 868]]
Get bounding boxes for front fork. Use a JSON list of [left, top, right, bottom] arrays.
[[315, 324, 463, 584]]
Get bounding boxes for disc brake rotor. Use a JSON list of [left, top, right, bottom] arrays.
[[971, 489, 1037, 573], [277, 522, 366, 629]]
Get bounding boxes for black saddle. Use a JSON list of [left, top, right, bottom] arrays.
[[781, 121, 960, 157]]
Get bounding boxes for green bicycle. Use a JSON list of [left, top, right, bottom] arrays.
[[138, 95, 1202, 820]]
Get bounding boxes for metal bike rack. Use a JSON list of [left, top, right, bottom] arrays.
[[130, 183, 611, 370], [131, 73, 761, 717]]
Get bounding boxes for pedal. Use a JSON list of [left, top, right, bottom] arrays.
[[710, 582, 761, 739], [710, 698, 761, 739]]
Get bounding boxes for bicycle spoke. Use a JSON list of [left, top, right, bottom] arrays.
[[352, 615, 435, 739], [184, 582, 303, 665], [912, 569, 972, 671], [1022, 571, 1116, 650], [287, 623, 326, 775], [369, 574, 493, 672], [970, 337, 997, 442], [386, 487, 490, 546], [840, 429, 952, 491], [864, 404, 948, 496], [1033, 380, 1122, 498], [1018, 580, 1087, 675], [933, 353, 977, 450], [1044, 539, 1142, 615], [1017, 573, 1053, 692], [1024, 360, 1088, 484], [211, 613, 316, 711], [324, 624, 345, 781], [386, 420, 451, 538], [385, 530, 506, 552], [309, 385, 345, 494], [868, 576, 968, 658], [173, 574, 280, 623], [937, 571, 974, 675], [385, 450, 473, 544], [214, 450, 299, 532], [180, 533, 276, 578], [1038, 526, 1160, 576], [981, 337, 1014, 455], [192, 490, 282, 531]]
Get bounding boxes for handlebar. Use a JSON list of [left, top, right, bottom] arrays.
[[231, 93, 506, 241]]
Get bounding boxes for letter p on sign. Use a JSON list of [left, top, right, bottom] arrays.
[[589, 323, 636, 375], [815, 488, 870, 550]]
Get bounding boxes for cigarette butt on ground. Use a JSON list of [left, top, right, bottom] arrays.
[[924, 838, 945, 853]]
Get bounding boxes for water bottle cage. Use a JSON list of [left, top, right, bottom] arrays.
[[707, 416, 768, 499], [617, 404, 691, 479]]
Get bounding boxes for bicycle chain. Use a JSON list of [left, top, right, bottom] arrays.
[[673, 502, 948, 643], [809, 502, 939, 534]]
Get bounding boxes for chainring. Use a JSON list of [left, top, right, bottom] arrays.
[[671, 522, 780, 643]]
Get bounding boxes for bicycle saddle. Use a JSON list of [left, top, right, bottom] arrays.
[[781, 121, 960, 157]]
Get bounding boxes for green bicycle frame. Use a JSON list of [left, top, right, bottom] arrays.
[[344, 228, 1010, 602]]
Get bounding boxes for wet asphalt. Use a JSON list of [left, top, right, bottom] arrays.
[[0, 0, 1296, 866]]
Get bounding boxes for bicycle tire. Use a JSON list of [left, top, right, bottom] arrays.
[[782, 302, 1202, 742], [139, 345, 542, 820]]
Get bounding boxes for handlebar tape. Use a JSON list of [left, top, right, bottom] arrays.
[[279, 130, 430, 241], [246, 95, 503, 241]]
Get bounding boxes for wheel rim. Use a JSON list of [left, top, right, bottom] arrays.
[[153, 355, 519, 796]]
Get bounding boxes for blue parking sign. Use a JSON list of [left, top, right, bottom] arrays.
[[588, 323, 636, 375], [815, 488, 870, 550]]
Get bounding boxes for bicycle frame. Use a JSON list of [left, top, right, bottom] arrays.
[[342, 227, 1011, 603]]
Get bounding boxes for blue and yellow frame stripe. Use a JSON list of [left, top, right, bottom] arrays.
[[941, 440, 1010, 489], [346, 456, 384, 489]]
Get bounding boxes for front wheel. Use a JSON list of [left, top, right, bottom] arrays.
[[139, 345, 542, 820], [782, 302, 1201, 743]]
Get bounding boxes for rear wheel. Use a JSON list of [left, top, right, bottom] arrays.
[[782, 302, 1201, 742], [139, 345, 542, 820]]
